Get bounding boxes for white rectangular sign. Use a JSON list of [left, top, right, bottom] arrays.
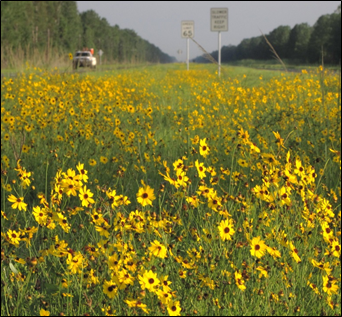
[[181, 20, 194, 38], [211, 8, 228, 32]]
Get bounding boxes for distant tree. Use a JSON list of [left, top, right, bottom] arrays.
[[236, 38, 252, 60], [31, 1, 50, 49], [59, 1, 82, 52], [249, 36, 263, 59], [1, 2, 176, 65], [104, 24, 120, 62], [221, 45, 238, 63], [195, 6, 340, 65], [80, 10, 101, 49], [1, 1, 34, 49], [288, 23, 312, 62], [329, 5, 341, 63], [110, 25, 121, 61], [307, 14, 333, 63], [264, 25, 291, 59], [236, 36, 264, 60]]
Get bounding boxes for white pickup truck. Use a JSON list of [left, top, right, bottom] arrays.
[[72, 50, 97, 69]]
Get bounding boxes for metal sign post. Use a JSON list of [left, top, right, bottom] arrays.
[[211, 8, 228, 77], [218, 31, 221, 76], [181, 21, 194, 71], [187, 38, 189, 70], [177, 49, 183, 61]]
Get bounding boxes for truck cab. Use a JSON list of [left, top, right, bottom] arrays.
[[73, 50, 97, 69]]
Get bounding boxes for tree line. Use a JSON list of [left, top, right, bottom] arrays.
[[196, 5, 341, 65], [1, 1, 176, 67]]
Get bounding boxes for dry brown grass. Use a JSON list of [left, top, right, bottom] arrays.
[[1, 45, 71, 71], [190, 37, 219, 65], [259, 29, 288, 73]]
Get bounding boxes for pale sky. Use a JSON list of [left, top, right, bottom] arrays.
[[77, 1, 340, 61]]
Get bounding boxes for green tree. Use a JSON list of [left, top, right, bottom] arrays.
[[59, 1, 82, 52], [288, 23, 312, 62], [307, 14, 333, 63], [329, 5, 341, 63], [221, 45, 238, 63], [236, 38, 252, 60], [1, 1, 175, 66], [265, 25, 291, 59], [249, 36, 263, 59], [108, 25, 121, 62], [236, 36, 264, 60], [1, 1, 34, 49], [80, 10, 101, 49]]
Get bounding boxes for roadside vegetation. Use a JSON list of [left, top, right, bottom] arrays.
[[197, 5, 341, 66], [1, 1, 175, 71], [1, 63, 341, 316], [224, 59, 341, 72]]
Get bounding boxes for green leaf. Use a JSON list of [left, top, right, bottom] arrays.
[[44, 283, 60, 295], [9, 262, 19, 274]]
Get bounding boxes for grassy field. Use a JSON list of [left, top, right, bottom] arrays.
[[225, 59, 342, 72], [1, 63, 341, 316]]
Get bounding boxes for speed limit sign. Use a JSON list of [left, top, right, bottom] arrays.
[[181, 21, 194, 38]]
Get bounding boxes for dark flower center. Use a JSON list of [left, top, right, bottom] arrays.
[[148, 278, 154, 284]]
